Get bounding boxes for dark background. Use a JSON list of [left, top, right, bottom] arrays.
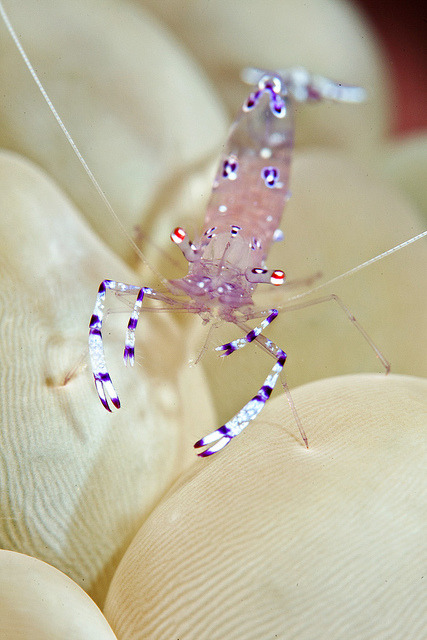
[[356, 0, 426, 134]]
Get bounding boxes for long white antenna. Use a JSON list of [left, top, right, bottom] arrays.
[[286, 230, 427, 303], [0, 0, 168, 284]]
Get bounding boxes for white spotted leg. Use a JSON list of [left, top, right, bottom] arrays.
[[194, 342, 287, 457], [215, 309, 278, 356], [89, 279, 178, 411]]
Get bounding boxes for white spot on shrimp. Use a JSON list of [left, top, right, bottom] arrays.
[[260, 147, 272, 159], [218, 205, 227, 214], [273, 229, 284, 242]]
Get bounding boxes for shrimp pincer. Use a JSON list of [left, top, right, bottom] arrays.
[[88, 67, 378, 456]]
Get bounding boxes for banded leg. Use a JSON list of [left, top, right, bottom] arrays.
[[194, 342, 286, 456], [216, 309, 278, 356], [89, 279, 159, 411], [234, 318, 309, 449]]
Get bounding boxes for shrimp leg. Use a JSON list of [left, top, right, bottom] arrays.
[[215, 309, 279, 356], [194, 338, 286, 456], [89, 280, 178, 411]]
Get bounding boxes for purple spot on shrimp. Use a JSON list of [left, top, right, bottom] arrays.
[[89, 327, 102, 337], [218, 342, 236, 356], [98, 395, 112, 412], [219, 425, 230, 435], [222, 156, 238, 180], [98, 282, 106, 294], [111, 396, 121, 409], [271, 95, 286, 117], [127, 317, 138, 331], [243, 89, 261, 111], [246, 329, 257, 343], [89, 314, 100, 327], [197, 449, 215, 458], [123, 346, 134, 361], [277, 351, 287, 367], [307, 86, 321, 101], [256, 385, 273, 402], [262, 166, 279, 188]]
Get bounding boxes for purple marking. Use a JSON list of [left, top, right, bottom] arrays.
[[256, 386, 272, 402], [222, 157, 238, 180], [246, 329, 257, 343], [277, 351, 287, 367], [89, 327, 102, 337], [271, 95, 286, 117], [217, 342, 236, 357], [307, 85, 321, 101], [262, 166, 280, 188], [244, 89, 261, 110], [127, 317, 138, 331], [89, 314, 100, 327], [204, 226, 216, 238], [123, 346, 135, 363]]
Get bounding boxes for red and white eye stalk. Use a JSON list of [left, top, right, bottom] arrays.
[[270, 269, 285, 286], [170, 227, 186, 244]]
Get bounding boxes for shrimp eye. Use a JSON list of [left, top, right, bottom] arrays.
[[270, 270, 285, 285], [171, 227, 186, 244]]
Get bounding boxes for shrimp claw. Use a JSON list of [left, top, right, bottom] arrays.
[[194, 349, 287, 456]]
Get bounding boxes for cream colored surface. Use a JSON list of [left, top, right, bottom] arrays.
[[380, 134, 427, 221], [0, 550, 117, 639], [105, 375, 427, 640]]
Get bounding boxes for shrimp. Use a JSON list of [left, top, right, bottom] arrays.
[[1, 2, 425, 457], [88, 68, 392, 456]]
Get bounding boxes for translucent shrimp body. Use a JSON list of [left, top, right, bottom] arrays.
[[88, 68, 370, 456], [169, 69, 364, 313], [170, 73, 293, 311]]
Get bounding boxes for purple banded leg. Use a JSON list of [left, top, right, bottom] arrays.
[[123, 287, 154, 366], [194, 345, 286, 456], [89, 279, 139, 411], [216, 310, 278, 357]]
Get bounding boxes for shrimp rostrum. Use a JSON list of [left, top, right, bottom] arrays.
[[89, 67, 377, 456]]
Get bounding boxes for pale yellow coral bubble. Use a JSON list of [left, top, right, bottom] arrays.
[[141, 0, 389, 154], [0, 151, 215, 604], [104, 374, 427, 640], [0, 550, 117, 639], [0, 0, 227, 264], [379, 134, 427, 222]]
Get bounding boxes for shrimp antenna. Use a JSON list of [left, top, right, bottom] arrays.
[[0, 0, 168, 286], [286, 230, 427, 304]]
